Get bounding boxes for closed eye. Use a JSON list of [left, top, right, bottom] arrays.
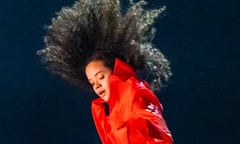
[[99, 75, 104, 80]]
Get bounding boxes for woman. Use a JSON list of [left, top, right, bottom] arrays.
[[37, 0, 173, 143]]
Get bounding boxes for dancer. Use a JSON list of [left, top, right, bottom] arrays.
[[37, 0, 173, 143]]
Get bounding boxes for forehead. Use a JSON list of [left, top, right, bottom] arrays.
[[85, 60, 110, 77], [86, 60, 105, 71]]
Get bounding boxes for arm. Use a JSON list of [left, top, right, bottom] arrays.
[[129, 89, 173, 144], [91, 98, 110, 143]]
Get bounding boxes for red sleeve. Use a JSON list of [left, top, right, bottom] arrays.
[[92, 98, 129, 144], [129, 89, 173, 144], [91, 98, 110, 144]]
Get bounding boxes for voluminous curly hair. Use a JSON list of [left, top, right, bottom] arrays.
[[37, 0, 172, 91]]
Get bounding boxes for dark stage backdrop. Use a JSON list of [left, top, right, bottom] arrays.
[[0, 0, 239, 143]]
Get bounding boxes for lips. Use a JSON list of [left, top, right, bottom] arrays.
[[98, 90, 105, 97]]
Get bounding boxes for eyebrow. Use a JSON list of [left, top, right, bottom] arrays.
[[94, 71, 102, 77], [88, 71, 103, 81]]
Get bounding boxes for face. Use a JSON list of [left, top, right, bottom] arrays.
[[85, 60, 112, 102]]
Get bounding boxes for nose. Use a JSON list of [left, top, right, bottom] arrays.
[[94, 81, 102, 90]]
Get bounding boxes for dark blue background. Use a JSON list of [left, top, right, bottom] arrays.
[[0, 0, 239, 143]]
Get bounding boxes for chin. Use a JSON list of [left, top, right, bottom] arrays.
[[104, 96, 110, 102]]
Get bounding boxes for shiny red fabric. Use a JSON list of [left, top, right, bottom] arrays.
[[91, 58, 173, 144]]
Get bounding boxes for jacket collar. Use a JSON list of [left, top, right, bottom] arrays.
[[107, 58, 136, 107], [111, 58, 136, 80]]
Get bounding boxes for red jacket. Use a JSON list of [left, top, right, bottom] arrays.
[[91, 58, 173, 144]]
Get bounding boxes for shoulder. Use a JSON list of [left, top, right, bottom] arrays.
[[131, 80, 164, 115], [134, 80, 160, 105], [122, 76, 160, 105]]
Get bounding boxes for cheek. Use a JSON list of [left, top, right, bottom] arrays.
[[104, 77, 111, 89]]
